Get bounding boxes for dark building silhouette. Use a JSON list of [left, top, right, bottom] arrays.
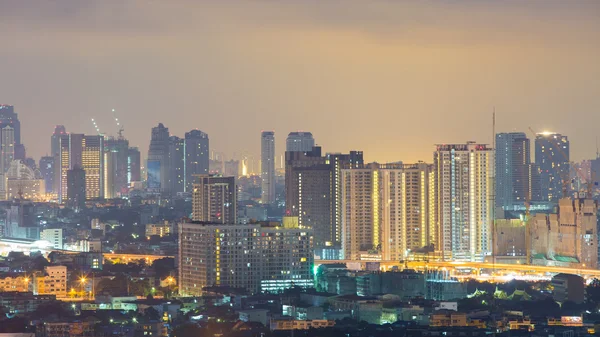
[[185, 130, 209, 192], [67, 165, 86, 210]]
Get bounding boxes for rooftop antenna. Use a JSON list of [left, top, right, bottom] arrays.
[[596, 136, 599, 159]]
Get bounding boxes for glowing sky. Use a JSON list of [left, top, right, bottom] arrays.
[[1, 1, 599, 164]]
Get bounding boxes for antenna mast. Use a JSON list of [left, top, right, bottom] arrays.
[[113, 108, 124, 140]]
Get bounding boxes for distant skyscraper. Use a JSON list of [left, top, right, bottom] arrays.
[[192, 175, 236, 224], [169, 136, 185, 193], [67, 165, 86, 210], [285, 146, 363, 250], [127, 147, 141, 183], [147, 123, 170, 192], [184, 130, 209, 192], [104, 137, 129, 198], [261, 131, 275, 204], [57, 134, 104, 203], [51, 125, 66, 157], [535, 132, 569, 202], [39, 156, 55, 194], [0, 105, 21, 146], [496, 132, 540, 210], [0, 125, 15, 173], [341, 163, 435, 261], [286, 132, 315, 152], [434, 142, 494, 261]]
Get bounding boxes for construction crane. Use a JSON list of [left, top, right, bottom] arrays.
[[112, 108, 125, 140], [91, 118, 101, 135]]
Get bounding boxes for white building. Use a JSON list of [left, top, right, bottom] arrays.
[[179, 222, 313, 296], [40, 228, 63, 250], [434, 142, 494, 261]]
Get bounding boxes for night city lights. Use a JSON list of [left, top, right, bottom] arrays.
[[1, 1, 600, 337]]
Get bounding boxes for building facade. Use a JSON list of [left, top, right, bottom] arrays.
[[178, 222, 313, 296], [261, 131, 276, 204], [147, 123, 170, 192], [434, 142, 494, 261], [192, 175, 236, 224], [341, 163, 435, 261], [286, 132, 315, 152], [496, 132, 540, 210], [184, 129, 209, 192], [57, 134, 104, 202], [535, 132, 569, 202], [285, 147, 363, 251]]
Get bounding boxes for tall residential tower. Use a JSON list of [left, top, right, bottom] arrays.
[[261, 131, 275, 204]]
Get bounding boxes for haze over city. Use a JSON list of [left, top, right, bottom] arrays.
[[1, 0, 599, 163]]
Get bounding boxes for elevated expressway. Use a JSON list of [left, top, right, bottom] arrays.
[[316, 260, 600, 278]]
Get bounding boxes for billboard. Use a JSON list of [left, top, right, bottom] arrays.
[[147, 160, 161, 189]]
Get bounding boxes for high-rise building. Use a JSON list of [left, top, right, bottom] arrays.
[[495, 132, 540, 210], [434, 142, 494, 261], [127, 147, 141, 183], [147, 123, 170, 192], [104, 137, 129, 198], [1, 125, 15, 173], [179, 221, 313, 296], [285, 147, 363, 250], [57, 134, 104, 203], [66, 166, 86, 210], [341, 163, 435, 261], [192, 175, 236, 224], [535, 132, 570, 202], [51, 125, 66, 157], [286, 132, 315, 152], [39, 156, 55, 194], [0, 105, 21, 147], [184, 130, 209, 192], [168, 136, 185, 193], [261, 131, 275, 204]]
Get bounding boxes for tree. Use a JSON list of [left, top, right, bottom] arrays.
[[152, 258, 175, 279], [34, 301, 71, 320]]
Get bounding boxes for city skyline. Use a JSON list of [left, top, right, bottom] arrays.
[[1, 1, 599, 164]]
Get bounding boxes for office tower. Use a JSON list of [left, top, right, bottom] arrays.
[[286, 132, 315, 152], [184, 130, 209, 192], [192, 175, 236, 224], [168, 136, 185, 193], [67, 166, 86, 210], [341, 163, 435, 261], [261, 131, 275, 204], [104, 137, 129, 198], [147, 123, 170, 191], [496, 132, 538, 210], [1, 125, 15, 173], [39, 156, 54, 194], [57, 134, 104, 202], [535, 132, 570, 202], [179, 221, 313, 296], [434, 142, 494, 262], [0, 105, 21, 147], [285, 147, 363, 250], [51, 125, 66, 157], [128, 147, 141, 183]]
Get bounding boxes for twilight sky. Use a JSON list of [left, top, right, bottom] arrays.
[[1, 1, 599, 165]]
